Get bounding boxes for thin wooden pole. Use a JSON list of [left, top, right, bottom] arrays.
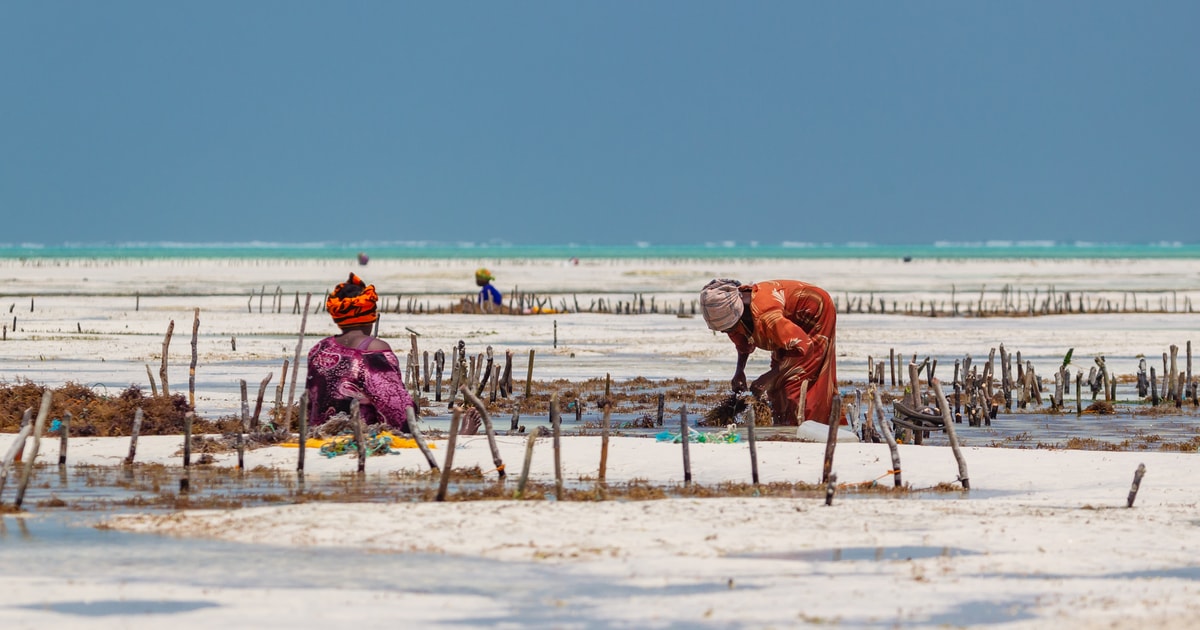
[[932, 378, 970, 490], [405, 406, 439, 472], [436, 409, 463, 501], [551, 394, 563, 501], [238, 380, 249, 470], [159, 320, 174, 396], [746, 397, 759, 486], [297, 392, 308, 474], [183, 411, 193, 468], [821, 397, 842, 484], [870, 386, 902, 488], [525, 349, 536, 399], [124, 408, 144, 466], [188, 308, 199, 409], [0, 412, 34, 503], [680, 405, 692, 486], [1127, 463, 1147, 508], [599, 400, 610, 483], [350, 399, 366, 474], [58, 411, 71, 467], [283, 293, 312, 433], [515, 430, 537, 499], [14, 391, 53, 508], [460, 385, 506, 479], [252, 372, 273, 431]]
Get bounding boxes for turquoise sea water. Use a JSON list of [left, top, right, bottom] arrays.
[[2, 240, 1199, 260]]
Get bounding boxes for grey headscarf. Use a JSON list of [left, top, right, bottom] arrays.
[[699, 278, 744, 331]]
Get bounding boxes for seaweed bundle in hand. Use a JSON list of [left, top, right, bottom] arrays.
[[702, 393, 748, 426]]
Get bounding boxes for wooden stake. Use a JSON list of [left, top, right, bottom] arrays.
[[656, 393, 665, 427], [58, 411, 71, 467], [870, 386, 902, 488], [350, 399, 366, 474], [1127, 463, 1146, 508], [932, 378, 970, 490], [251, 372, 273, 431], [599, 399, 610, 483], [746, 397, 759, 486], [14, 391, 52, 508], [189, 308, 199, 409], [405, 406, 439, 472], [160, 320, 174, 396], [525, 349, 536, 399], [0, 412, 33, 503], [297, 392, 308, 474], [824, 472, 837, 506], [434, 349, 445, 402], [238, 380, 249, 470], [680, 405, 692, 486], [460, 385, 506, 479], [515, 430, 537, 499], [821, 397, 842, 484], [283, 293, 312, 433], [435, 408, 462, 502], [551, 394, 563, 501], [145, 364, 158, 397], [124, 408, 144, 466], [183, 411, 193, 468]]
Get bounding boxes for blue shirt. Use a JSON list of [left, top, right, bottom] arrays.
[[479, 283, 502, 305]]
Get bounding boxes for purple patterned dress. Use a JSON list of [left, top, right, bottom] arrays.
[[305, 336, 414, 430]]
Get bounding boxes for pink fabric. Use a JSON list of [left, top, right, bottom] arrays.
[[305, 336, 414, 430]]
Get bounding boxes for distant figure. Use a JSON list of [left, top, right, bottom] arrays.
[[357, 252, 370, 266], [306, 273, 414, 431], [475, 268, 502, 306], [699, 278, 839, 425]]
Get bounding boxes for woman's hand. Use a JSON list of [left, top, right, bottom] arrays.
[[750, 368, 779, 397], [731, 370, 748, 393]]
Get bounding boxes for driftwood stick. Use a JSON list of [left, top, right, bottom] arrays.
[[283, 293, 312, 433], [551, 394, 563, 501], [124, 408, 144, 466], [405, 406, 439, 472], [460, 386, 506, 478], [680, 405, 692, 486], [435, 408, 463, 501], [14, 391, 53, 508], [159, 319, 174, 396], [821, 397, 842, 484], [1127, 463, 1147, 508], [515, 430, 537, 499], [871, 386, 903, 488], [932, 378, 970, 490], [58, 411, 71, 467]]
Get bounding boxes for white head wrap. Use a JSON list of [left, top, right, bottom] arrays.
[[699, 278, 744, 331]]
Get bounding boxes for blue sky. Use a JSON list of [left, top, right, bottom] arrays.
[[2, 2, 1197, 246]]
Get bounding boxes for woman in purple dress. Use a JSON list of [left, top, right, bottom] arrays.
[[306, 273, 414, 431]]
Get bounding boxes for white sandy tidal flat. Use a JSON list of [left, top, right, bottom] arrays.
[[3, 256, 1200, 628]]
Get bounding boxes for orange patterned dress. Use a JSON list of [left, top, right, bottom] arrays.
[[725, 280, 839, 425]]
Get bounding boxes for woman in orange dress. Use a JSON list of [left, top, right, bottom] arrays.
[[700, 278, 839, 425]]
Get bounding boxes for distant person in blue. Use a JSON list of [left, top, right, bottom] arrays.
[[476, 268, 502, 307]]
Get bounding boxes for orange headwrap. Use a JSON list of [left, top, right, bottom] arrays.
[[326, 273, 379, 327]]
